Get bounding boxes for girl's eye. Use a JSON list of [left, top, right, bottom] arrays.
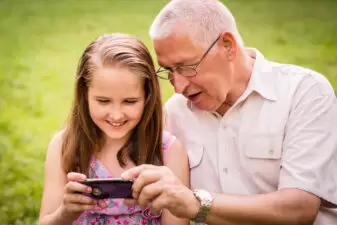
[[125, 100, 137, 104], [97, 99, 109, 103]]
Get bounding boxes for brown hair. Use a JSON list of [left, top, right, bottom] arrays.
[[61, 33, 163, 175]]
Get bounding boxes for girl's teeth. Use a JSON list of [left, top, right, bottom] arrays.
[[112, 122, 123, 126]]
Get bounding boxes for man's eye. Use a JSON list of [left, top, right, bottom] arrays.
[[176, 67, 183, 74]]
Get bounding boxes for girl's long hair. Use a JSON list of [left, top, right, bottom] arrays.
[[61, 33, 163, 175]]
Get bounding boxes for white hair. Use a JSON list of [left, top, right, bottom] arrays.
[[149, 0, 244, 48]]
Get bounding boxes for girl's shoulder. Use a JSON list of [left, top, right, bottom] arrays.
[[162, 130, 188, 166], [162, 130, 176, 152], [47, 129, 65, 154]]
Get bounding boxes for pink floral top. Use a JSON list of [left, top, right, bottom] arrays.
[[73, 131, 176, 225]]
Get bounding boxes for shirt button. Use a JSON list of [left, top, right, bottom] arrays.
[[269, 149, 274, 155], [223, 168, 228, 173]]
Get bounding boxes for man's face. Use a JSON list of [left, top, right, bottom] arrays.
[[154, 34, 234, 113]]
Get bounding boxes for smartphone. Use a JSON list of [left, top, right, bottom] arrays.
[[80, 178, 134, 200]]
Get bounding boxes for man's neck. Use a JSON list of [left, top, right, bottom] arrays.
[[216, 51, 255, 116]]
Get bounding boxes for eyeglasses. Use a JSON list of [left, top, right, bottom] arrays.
[[156, 35, 221, 80]]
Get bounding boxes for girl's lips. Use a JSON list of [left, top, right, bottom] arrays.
[[106, 120, 127, 127]]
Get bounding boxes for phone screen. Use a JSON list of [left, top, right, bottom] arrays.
[[80, 178, 134, 199]]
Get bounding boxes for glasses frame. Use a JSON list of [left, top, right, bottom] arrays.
[[156, 35, 221, 80]]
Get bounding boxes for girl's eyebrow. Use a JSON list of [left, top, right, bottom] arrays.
[[94, 96, 142, 99], [125, 97, 137, 99], [124, 97, 142, 100], [95, 96, 110, 99]]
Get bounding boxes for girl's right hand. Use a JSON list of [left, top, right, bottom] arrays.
[[59, 172, 106, 220]]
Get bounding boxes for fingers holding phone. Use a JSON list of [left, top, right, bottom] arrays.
[[60, 172, 106, 220]]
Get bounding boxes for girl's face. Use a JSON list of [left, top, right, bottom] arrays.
[[88, 66, 145, 144]]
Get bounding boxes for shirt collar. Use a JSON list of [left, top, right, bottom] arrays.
[[245, 48, 277, 101]]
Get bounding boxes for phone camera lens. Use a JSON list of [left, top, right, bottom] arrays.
[[92, 187, 102, 197]]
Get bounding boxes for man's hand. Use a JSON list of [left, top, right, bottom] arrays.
[[121, 164, 200, 218]]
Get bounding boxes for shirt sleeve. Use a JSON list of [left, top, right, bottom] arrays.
[[162, 97, 180, 162], [278, 76, 337, 207], [163, 94, 185, 138]]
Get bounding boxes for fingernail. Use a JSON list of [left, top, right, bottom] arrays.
[[87, 187, 92, 193]]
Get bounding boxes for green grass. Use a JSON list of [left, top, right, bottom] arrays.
[[0, 0, 336, 224]]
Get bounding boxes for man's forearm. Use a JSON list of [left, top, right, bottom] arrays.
[[205, 189, 320, 225]]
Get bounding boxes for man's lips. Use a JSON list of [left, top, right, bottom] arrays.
[[187, 92, 202, 102]]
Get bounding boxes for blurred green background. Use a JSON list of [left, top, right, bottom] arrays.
[[0, 0, 336, 224]]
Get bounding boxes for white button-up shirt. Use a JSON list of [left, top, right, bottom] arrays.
[[164, 48, 337, 224]]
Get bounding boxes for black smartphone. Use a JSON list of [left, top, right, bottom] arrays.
[[80, 178, 134, 200]]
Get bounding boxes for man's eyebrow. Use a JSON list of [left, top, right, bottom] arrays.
[[157, 61, 167, 68], [157, 62, 172, 70]]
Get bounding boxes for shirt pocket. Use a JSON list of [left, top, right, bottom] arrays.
[[244, 133, 283, 159], [242, 133, 283, 189]]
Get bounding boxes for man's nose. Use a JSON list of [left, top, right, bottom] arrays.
[[171, 73, 190, 94]]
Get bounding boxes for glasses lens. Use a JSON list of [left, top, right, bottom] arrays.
[[156, 70, 170, 80], [177, 67, 197, 77]]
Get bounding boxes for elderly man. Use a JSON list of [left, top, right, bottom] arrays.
[[122, 0, 337, 224]]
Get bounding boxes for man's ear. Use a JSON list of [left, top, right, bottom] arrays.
[[220, 32, 237, 61]]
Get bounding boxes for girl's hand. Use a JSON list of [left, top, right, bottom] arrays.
[[59, 172, 107, 221]]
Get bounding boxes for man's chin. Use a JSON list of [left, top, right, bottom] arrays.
[[191, 101, 219, 113]]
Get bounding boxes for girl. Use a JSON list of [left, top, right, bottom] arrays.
[[38, 33, 190, 225]]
